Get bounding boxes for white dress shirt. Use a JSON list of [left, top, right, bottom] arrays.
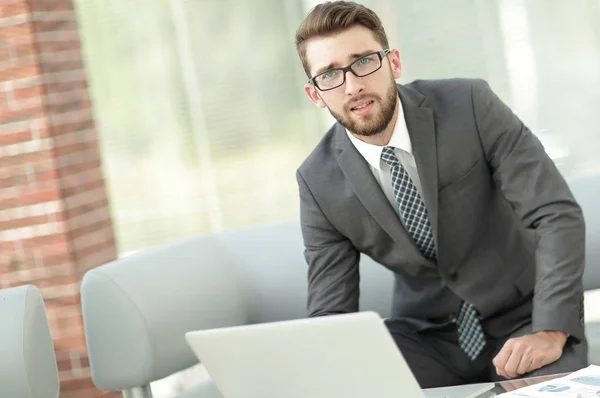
[[346, 104, 423, 218]]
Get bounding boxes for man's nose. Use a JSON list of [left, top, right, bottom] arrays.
[[344, 70, 364, 96]]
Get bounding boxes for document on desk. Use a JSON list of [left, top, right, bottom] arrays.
[[498, 365, 600, 397]]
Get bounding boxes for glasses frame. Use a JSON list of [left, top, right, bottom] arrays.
[[309, 49, 391, 91]]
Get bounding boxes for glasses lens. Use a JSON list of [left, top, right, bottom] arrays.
[[315, 69, 344, 90], [351, 53, 382, 76]]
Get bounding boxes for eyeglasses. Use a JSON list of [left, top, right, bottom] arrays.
[[309, 49, 391, 91]]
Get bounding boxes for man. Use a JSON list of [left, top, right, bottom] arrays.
[[294, 1, 587, 388]]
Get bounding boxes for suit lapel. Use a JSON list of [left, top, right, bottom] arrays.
[[335, 125, 426, 261], [335, 84, 440, 262], [399, 85, 439, 246]]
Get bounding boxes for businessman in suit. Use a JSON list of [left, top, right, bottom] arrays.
[[294, 1, 587, 388]]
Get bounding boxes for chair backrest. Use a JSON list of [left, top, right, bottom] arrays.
[[0, 284, 59, 398], [218, 220, 393, 324], [566, 172, 600, 291], [80, 220, 393, 391], [80, 234, 248, 391]]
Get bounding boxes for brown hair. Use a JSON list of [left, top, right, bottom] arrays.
[[295, 1, 390, 78]]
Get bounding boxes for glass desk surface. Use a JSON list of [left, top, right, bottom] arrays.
[[491, 372, 571, 394]]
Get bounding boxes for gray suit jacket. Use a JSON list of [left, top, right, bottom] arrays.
[[296, 78, 586, 341]]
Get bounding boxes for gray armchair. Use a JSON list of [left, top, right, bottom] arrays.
[[80, 174, 600, 398], [568, 173, 600, 363], [80, 221, 393, 397], [0, 284, 60, 398]]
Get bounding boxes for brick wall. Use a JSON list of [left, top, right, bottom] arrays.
[[1, 1, 120, 397]]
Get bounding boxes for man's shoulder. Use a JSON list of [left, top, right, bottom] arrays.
[[404, 77, 488, 101], [297, 122, 341, 178]]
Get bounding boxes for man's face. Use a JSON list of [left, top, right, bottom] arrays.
[[303, 24, 402, 137]]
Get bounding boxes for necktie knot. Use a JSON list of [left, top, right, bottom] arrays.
[[381, 146, 400, 168]]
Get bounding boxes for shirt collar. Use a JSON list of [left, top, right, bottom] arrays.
[[346, 101, 412, 171]]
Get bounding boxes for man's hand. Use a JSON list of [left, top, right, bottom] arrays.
[[493, 331, 567, 379]]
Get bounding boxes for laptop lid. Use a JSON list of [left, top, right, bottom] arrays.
[[185, 311, 425, 398]]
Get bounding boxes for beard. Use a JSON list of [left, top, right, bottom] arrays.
[[327, 77, 398, 137]]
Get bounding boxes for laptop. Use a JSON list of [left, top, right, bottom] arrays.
[[185, 311, 494, 398]]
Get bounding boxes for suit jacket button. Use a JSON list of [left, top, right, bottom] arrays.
[[449, 271, 458, 282]]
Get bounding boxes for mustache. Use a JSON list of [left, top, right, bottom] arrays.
[[345, 94, 381, 111]]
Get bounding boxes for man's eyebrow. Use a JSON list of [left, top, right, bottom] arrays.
[[313, 49, 377, 76]]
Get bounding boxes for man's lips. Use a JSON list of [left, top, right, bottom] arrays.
[[350, 100, 374, 111], [347, 97, 377, 111]]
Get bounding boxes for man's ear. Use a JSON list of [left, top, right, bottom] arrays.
[[304, 83, 327, 108], [388, 48, 402, 80]]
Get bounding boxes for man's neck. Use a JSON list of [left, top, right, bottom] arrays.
[[350, 100, 400, 147]]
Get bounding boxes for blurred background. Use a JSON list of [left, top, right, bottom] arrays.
[[73, 0, 600, 257], [2, 0, 600, 396]]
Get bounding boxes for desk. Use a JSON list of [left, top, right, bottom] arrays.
[[491, 372, 570, 394]]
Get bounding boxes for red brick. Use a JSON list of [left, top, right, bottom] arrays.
[[46, 303, 80, 324], [10, 39, 37, 59], [60, 378, 95, 392], [20, 231, 70, 250], [0, 45, 10, 64], [49, 116, 94, 135], [32, 18, 78, 33], [59, 388, 103, 398], [0, 214, 51, 230], [27, 0, 75, 13], [57, 158, 101, 178], [33, 167, 58, 183], [0, 147, 53, 167], [51, 129, 95, 149], [44, 292, 81, 308], [19, 263, 72, 283], [57, 159, 99, 180], [47, 96, 90, 115], [39, 252, 71, 268], [53, 139, 89, 156], [0, 241, 16, 253], [36, 274, 75, 288], [76, 240, 116, 264], [63, 197, 108, 219], [60, 178, 101, 198], [0, 102, 44, 123], [44, 79, 87, 94], [0, 20, 34, 38], [57, 355, 71, 372], [68, 218, 111, 240], [0, 63, 39, 81], [11, 83, 44, 100], [38, 237, 71, 259], [56, 312, 82, 331], [0, 175, 20, 189], [0, 127, 33, 146], [36, 38, 80, 54], [15, 187, 62, 206], [54, 334, 86, 353], [38, 55, 82, 75], [0, 4, 30, 18], [99, 391, 122, 398]]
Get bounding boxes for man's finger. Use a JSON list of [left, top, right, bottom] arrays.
[[495, 366, 505, 379], [504, 346, 523, 379], [516, 351, 534, 375], [493, 341, 513, 370], [529, 355, 548, 373]]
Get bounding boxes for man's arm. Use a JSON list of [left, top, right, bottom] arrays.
[[470, 79, 586, 377], [296, 169, 360, 317], [471, 79, 585, 338]]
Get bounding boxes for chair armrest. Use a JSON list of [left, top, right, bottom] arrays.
[[81, 234, 248, 390], [0, 285, 59, 398]]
